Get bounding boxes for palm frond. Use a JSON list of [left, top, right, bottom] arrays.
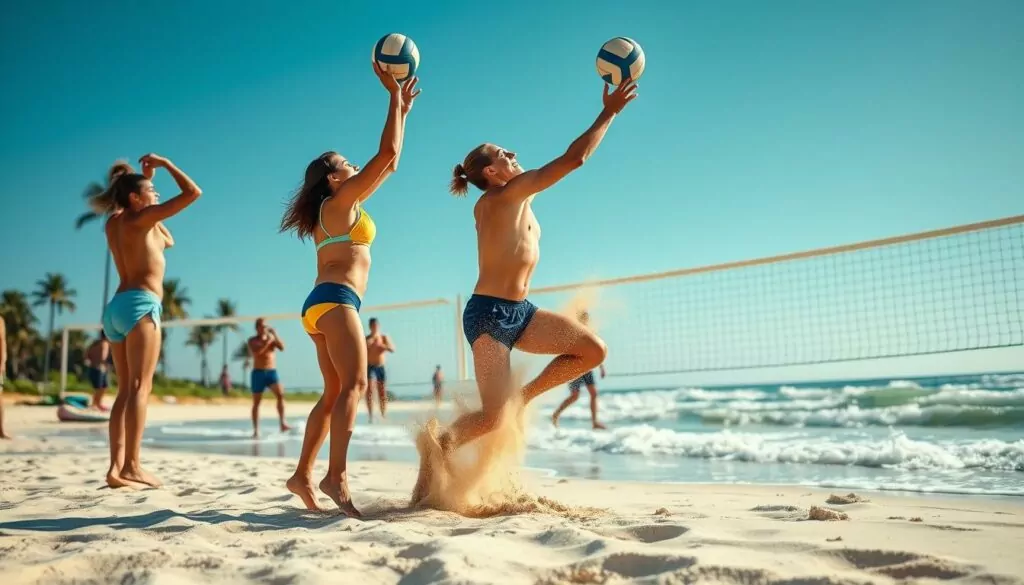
[[75, 211, 100, 230]]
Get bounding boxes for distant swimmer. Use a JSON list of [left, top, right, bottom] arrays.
[[432, 365, 444, 406], [247, 318, 292, 438], [100, 153, 202, 488], [551, 310, 607, 429], [281, 63, 419, 515], [364, 317, 395, 422], [414, 79, 637, 502], [85, 331, 111, 411]]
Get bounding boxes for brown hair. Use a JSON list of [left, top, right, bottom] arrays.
[[449, 144, 493, 197], [93, 162, 146, 213], [280, 152, 342, 240]]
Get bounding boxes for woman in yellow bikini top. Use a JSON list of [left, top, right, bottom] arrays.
[[278, 64, 420, 517]]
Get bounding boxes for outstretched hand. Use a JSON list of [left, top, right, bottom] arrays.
[[400, 76, 421, 114], [602, 79, 639, 115], [373, 62, 401, 95]]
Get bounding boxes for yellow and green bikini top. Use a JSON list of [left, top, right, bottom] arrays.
[[316, 196, 376, 250]]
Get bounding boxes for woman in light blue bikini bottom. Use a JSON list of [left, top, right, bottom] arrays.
[[98, 154, 202, 489]]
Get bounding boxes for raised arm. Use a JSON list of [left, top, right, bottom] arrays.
[[133, 154, 202, 226], [269, 329, 285, 352], [503, 80, 638, 200], [334, 64, 405, 206]]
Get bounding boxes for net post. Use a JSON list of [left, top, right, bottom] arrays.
[[59, 327, 69, 398], [455, 294, 467, 381]]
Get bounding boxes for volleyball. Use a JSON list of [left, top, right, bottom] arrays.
[[596, 37, 645, 85], [372, 33, 420, 82]]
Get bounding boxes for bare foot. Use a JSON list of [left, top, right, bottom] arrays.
[[593, 422, 606, 430], [411, 426, 440, 506], [280, 422, 292, 432], [551, 414, 560, 428], [105, 468, 146, 489], [252, 431, 259, 439], [0, 432, 13, 440], [120, 467, 162, 488], [286, 474, 323, 511], [318, 476, 362, 518]]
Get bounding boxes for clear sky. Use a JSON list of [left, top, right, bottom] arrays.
[[1, 1, 1022, 392]]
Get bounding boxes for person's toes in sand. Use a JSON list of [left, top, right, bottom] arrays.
[[120, 466, 162, 488], [286, 474, 323, 511], [319, 475, 362, 518]]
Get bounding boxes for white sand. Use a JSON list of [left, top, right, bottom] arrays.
[[1, 402, 1022, 584]]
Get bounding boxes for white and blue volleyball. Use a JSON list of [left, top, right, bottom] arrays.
[[596, 37, 645, 85], [372, 33, 420, 82]]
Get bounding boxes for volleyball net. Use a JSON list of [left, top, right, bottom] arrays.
[[59, 215, 1024, 393]]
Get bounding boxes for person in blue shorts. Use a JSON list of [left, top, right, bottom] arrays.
[[247, 318, 292, 437], [99, 154, 202, 488], [364, 317, 395, 422], [412, 79, 638, 504], [551, 310, 607, 429], [85, 331, 111, 411]]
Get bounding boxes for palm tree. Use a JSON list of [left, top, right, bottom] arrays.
[[159, 279, 191, 375], [214, 299, 238, 373], [186, 323, 217, 386], [233, 340, 252, 390], [75, 165, 125, 318], [0, 290, 39, 380], [31, 274, 77, 386]]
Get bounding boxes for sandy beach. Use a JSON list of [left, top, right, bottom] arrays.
[[1, 401, 1022, 585]]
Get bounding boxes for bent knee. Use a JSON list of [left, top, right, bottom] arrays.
[[577, 334, 608, 365]]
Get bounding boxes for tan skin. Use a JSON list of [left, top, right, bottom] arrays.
[[105, 153, 201, 489], [550, 313, 607, 429], [247, 319, 291, 437], [85, 335, 110, 409], [0, 315, 10, 439], [285, 64, 420, 516], [432, 366, 444, 406], [412, 81, 637, 502], [364, 319, 395, 421]]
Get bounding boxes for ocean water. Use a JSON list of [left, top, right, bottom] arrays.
[[52, 372, 1024, 497]]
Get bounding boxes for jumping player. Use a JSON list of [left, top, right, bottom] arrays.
[[412, 79, 637, 500], [281, 64, 419, 515]]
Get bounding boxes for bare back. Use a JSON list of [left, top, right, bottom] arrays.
[[106, 213, 171, 298], [473, 191, 541, 301]]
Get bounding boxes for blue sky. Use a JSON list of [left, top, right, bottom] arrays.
[[1, 0, 1022, 393]]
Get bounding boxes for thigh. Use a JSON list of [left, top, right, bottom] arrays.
[[471, 334, 512, 413], [125, 316, 161, 387], [310, 334, 342, 401], [110, 343, 129, 393], [269, 382, 286, 398], [514, 309, 600, 356], [317, 306, 367, 389]]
